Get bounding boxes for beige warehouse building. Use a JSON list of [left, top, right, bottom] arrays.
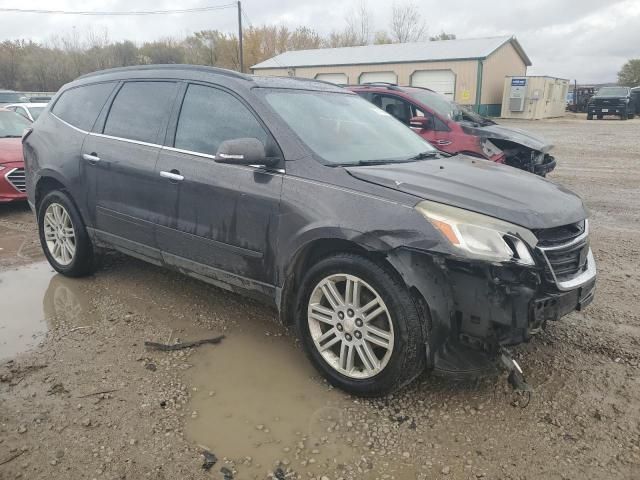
[[252, 36, 531, 116]]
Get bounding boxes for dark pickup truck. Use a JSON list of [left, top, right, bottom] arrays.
[[587, 86, 636, 120]]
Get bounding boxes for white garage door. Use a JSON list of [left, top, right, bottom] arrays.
[[315, 73, 348, 85], [359, 71, 397, 85], [411, 70, 455, 99]]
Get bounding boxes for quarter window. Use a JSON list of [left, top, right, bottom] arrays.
[[52, 82, 116, 131], [104, 81, 177, 144], [174, 84, 268, 156]]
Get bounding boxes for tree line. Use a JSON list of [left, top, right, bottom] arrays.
[[0, 1, 457, 92]]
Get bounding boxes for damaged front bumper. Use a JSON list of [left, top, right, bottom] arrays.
[[388, 245, 596, 377]]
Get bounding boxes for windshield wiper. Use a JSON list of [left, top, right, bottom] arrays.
[[0, 135, 22, 138], [407, 151, 440, 160]]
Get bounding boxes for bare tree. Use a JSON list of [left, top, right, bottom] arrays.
[[430, 32, 456, 41], [390, 1, 427, 43], [346, 0, 372, 46]]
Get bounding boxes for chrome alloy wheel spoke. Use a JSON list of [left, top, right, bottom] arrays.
[[307, 274, 394, 379]]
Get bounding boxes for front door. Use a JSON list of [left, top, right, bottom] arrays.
[[84, 80, 179, 261], [155, 83, 283, 291]]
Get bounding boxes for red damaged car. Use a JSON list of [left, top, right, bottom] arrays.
[[0, 108, 31, 202], [348, 84, 556, 176]]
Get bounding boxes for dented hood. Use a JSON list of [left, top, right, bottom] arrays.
[[345, 156, 585, 230], [461, 122, 553, 153]]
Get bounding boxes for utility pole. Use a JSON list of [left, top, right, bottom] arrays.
[[237, 1, 244, 73]]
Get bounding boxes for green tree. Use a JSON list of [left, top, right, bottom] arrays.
[[618, 59, 640, 87]]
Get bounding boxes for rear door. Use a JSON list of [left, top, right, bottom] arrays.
[[155, 83, 284, 289], [83, 80, 179, 261]]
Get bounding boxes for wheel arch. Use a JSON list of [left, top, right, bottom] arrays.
[[277, 234, 427, 333], [35, 171, 70, 210]]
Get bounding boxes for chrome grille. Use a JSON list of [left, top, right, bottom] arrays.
[[6, 167, 26, 193], [541, 239, 589, 282], [536, 220, 594, 290]]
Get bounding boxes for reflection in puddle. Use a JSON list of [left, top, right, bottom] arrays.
[[0, 261, 95, 360], [186, 320, 358, 478], [0, 262, 54, 360]]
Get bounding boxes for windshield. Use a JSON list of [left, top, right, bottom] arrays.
[[262, 90, 436, 165], [0, 110, 31, 137], [595, 87, 628, 97], [0, 92, 27, 103], [403, 88, 462, 120], [403, 87, 493, 126], [28, 106, 45, 120]]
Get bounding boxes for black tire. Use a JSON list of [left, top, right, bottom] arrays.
[[620, 110, 627, 120], [38, 189, 97, 277], [597, 115, 603, 120], [295, 252, 426, 396], [586, 114, 593, 120]]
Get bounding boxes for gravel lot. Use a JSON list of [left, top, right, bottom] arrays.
[[1, 114, 639, 480]]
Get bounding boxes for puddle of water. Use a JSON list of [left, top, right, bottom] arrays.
[[186, 319, 359, 478], [0, 262, 55, 360], [0, 224, 43, 263], [0, 261, 97, 360]]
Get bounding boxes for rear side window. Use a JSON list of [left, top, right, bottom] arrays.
[[174, 84, 267, 155], [104, 82, 177, 144], [52, 82, 115, 131]]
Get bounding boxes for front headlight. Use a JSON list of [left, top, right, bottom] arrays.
[[415, 200, 537, 265]]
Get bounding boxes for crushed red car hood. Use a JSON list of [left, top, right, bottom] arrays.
[[345, 155, 585, 230], [0, 138, 23, 165]]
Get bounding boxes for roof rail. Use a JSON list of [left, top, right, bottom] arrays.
[[77, 64, 251, 81], [345, 83, 401, 91]]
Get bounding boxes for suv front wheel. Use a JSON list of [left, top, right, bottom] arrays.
[[296, 253, 426, 396], [38, 190, 97, 277]]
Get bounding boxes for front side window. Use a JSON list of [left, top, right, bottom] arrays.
[[104, 81, 177, 144], [262, 89, 436, 166], [52, 82, 116, 131], [174, 84, 268, 156]]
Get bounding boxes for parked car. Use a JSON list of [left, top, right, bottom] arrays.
[[631, 87, 640, 115], [0, 90, 28, 106], [29, 96, 52, 103], [0, 108, 31, 202], [348, 84, 556, 176], [24, 66, 596, 396], [587, 86, 636, 120], [5, 102, 47, 122]]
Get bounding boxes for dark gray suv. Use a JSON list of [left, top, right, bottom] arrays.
[[23, 65, 596, 396]]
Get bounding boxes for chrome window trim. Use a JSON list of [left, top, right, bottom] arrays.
[[163, 146, 215, 160], [89, 132, 162, 148], [161, 146, 285, 175], [50, 112, 88, 134]]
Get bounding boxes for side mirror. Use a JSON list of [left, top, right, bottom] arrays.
[[409, 116, 433, 131], [215, 138, 279, 168]]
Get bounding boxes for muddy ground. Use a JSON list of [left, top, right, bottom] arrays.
[[1, 114, 639, 480]]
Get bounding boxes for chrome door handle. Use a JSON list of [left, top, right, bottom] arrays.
[[160, 170, 184, 182], [82, 153, 100, 164]]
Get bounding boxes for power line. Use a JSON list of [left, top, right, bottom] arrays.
[[0, 3, 237, 16]]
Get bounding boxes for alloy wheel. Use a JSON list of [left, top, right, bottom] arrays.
[[43, 202, 76, 266], [307, 273, 395, 379]]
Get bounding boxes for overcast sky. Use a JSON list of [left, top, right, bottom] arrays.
[[1, 0, 639, 83]]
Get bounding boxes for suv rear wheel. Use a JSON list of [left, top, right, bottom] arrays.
[[38, 190, 97, 277], [296, 253, 426, 396]]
